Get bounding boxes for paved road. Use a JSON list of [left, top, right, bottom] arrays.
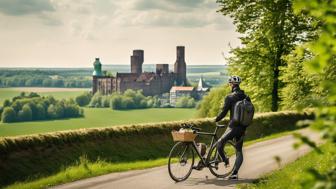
[[53, 129, 320, 189]]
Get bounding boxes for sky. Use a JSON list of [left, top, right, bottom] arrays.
[[0, 0, 241, 68]]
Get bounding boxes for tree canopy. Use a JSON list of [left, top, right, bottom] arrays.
[[217, 0, 318, 111]]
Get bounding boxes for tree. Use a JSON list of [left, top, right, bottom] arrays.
[[121, 97, 134, 109], [292, 0, 336, 187], [11, 101, 22, 113], [280, 47, 322, 110], [3, 99, 11, 107], [176, 96, 196, 108], [35, 103, 46, 120], [197, 86, 230, 117], [217, 0, 318, 111], [75, 92, 91, 107], [47, 105, 57, 119], [110, 96, 123, 109], [17, 104, 32, 121], [1, 107, 16, 123], [89, 92, 103, 107], [64, 104, 80, 118], [28, 92, 39, 98], [187, 98, 196, 108]]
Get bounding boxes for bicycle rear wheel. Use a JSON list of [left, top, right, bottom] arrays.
[[208, 141, 236, 178], [168, 142, 194, 182]]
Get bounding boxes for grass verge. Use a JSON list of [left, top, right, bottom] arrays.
[[238, 142, 335, 189], [5, 129, 305, 189]]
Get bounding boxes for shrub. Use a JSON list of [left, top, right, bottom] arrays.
[[110, 96, 123, 109], [187, 98, 196, 108], [47, 105, 57, 119], [101, 96, 110, 108], [54, 104, 65, 118], [3, 100, 11, 107], [17, 104, 32, 121], [75, 92, 91, 107], [176, 97, 196, 108], [1, 107, 16, 123], [89, 92, 103, 107], [28, 92, 40, 98], [2, 95, 82, 122], [11, 101, 22, 113], [121, 97, 134, 109], [64, 104, 80, 118], [35, 103, 46, 120], [92, 90, 164, 110]]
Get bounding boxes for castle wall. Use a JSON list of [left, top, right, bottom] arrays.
[[96, 77, 114, 95], [156, 64, 169, 74], [117, 73, 175, 96], [92, 46, 187, 96]]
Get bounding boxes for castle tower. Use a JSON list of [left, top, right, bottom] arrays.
[[174, 46, 187, 86], [156, 64, 169, 74], [131, 50, 144, 75], [92, 58, 103, 94]]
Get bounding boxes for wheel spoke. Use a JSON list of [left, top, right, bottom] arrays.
[[208, 142, 235, 178], [168, 142, 194, 182]]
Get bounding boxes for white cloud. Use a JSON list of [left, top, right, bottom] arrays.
[[0, 0, 240, 67]]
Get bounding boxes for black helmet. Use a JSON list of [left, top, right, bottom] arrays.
[[228, 76, 241, 84]]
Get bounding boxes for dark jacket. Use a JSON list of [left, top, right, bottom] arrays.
[[215, 86, 250, 128]]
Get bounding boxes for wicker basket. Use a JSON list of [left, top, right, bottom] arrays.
[[171, 131, 197, 142]]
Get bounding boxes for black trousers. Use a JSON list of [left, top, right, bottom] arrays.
[[217, 126, 245, 174]]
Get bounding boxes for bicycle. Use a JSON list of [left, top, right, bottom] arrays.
[[167, 123, 238, 182]]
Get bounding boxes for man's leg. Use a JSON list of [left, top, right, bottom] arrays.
[[232, 135, 244, 174], [217, 128, 235, 164], [229, 130, 244, 179]]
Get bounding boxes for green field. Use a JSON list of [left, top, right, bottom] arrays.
[[0, 108, 197, 137], [0, 87, 197, 137], [0, 88, 88, 104]]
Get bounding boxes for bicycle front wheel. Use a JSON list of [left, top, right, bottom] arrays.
[[168, 142, 194, 182], [208, 141, 236, 178]]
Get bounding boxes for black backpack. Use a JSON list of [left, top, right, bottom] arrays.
[[232, 97, 254, 126]]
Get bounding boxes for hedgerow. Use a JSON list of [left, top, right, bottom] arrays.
[[0, 110, 314, 187]]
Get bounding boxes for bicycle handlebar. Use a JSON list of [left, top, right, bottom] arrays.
[[181, 122, 227, 132]]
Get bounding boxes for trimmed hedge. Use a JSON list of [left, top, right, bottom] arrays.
[[0, 110, 314, 187]]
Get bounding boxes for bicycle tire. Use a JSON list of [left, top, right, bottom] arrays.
[[168, 142, 194, 182], [208, 141, 236, 178]]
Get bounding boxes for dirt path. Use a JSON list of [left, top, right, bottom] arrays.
[[52, 129, 320, 189]]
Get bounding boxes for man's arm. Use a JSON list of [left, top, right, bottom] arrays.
[[215, 96, 231, 122]]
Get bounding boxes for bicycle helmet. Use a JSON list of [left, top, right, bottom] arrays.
[[228, 76, 241, 84]]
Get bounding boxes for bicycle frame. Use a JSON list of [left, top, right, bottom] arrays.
[[188, 126, 225, 167]]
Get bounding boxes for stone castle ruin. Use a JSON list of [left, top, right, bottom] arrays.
[[92, 46, 187, 96]]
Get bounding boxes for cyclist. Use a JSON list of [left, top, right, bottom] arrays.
[[215, 75, 250, 180]]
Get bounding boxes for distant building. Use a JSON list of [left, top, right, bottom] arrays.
[[92, 46, 188, 96], [196, 76, 211, 98], [170, 86, 195, 106]]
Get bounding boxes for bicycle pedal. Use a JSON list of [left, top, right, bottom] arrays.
[[193, 164, 204, 171]]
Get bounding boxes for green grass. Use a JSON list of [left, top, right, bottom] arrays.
[[0, 108, 197, 137], [239, 142, 335, 189], [0, 88, 87, 104], [4, 130, 308, 189]]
